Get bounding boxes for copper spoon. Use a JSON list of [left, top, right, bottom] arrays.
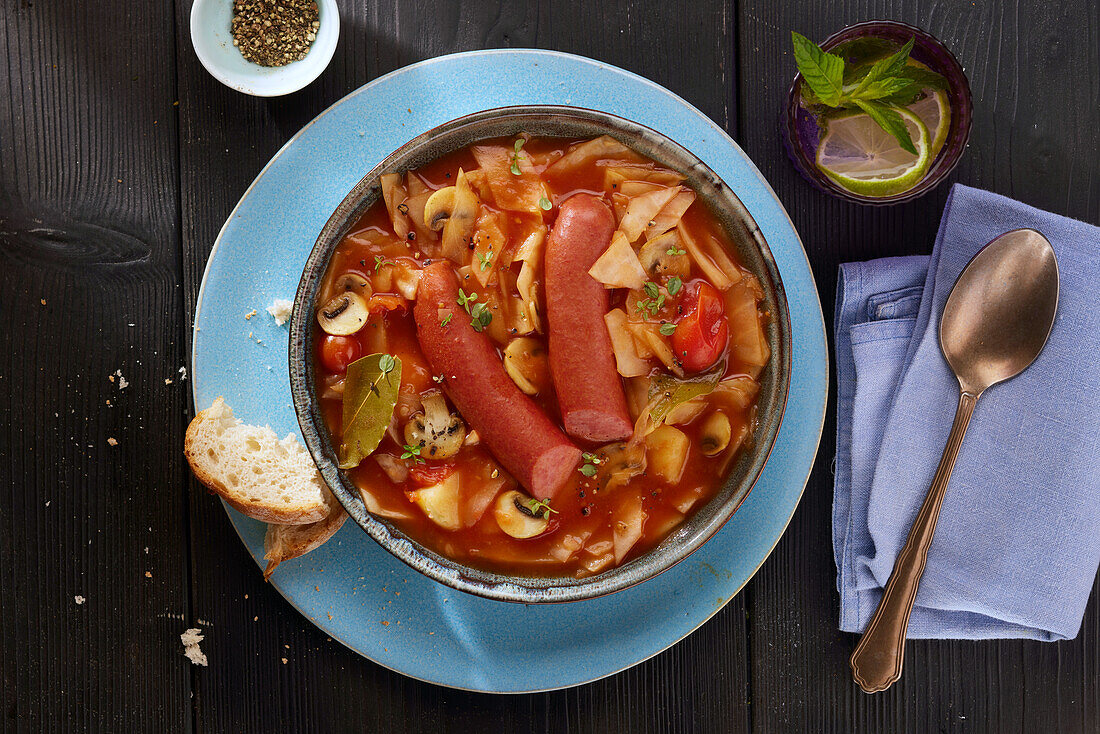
[[850, 228, 1060, 693]]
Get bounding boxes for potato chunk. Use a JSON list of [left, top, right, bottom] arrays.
[[644, 425, 690, 484]]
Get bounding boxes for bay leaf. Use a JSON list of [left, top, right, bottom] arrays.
[[338, 353, 402, 469]]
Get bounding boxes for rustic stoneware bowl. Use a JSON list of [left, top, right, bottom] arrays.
[[289, 106, 791, 603]]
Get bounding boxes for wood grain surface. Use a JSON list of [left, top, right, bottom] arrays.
[[1, 0, 1096, 731]]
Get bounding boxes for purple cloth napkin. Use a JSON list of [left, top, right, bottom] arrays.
[[834, 184, 1100, 640]]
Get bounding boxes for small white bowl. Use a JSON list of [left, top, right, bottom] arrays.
[[190, 0, 339, 97]]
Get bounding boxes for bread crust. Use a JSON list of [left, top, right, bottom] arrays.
[[263, 507, 348, 579]]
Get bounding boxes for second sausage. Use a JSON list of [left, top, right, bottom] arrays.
[[544, 194, 634, 443]]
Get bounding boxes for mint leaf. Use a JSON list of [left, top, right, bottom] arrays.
[[894, 66, 948, 90], [853, 100, 918, 155], [856, 76, 919, 101], [792, 32, 845, 107], [850, 40, 912, 97], [877, 37, 915, 78]]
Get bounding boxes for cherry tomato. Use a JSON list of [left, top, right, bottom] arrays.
[[408, 462, 456, 486], [671, 281, 728, 372], [318, 335, 362, 374]]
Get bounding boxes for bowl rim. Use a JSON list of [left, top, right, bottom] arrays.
[[782, 19, 974, 205], [189, 0, 340, 97], [289, 104, 792, 603]]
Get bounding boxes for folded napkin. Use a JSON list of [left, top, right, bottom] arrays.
[[834, 184, 1100, 640]]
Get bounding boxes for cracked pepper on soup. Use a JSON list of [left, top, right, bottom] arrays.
[[312, 134, 770, 577]]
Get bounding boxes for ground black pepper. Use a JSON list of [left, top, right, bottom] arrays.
[[231, 0, 320, 67]]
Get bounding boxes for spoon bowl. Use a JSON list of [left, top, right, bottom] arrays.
[[850, 228, 1060, 693], [941, 229, 1060, 394]]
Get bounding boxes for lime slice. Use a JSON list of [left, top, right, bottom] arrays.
[[816, 107, 932, 197], [907, 88, 951, 157]]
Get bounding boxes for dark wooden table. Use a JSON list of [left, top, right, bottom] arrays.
[[3, 0, 1097, 731]]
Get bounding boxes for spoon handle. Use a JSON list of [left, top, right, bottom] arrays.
[[850, 390, 978, 693]]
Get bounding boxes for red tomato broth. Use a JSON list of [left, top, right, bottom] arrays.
[[313, 135, 769, 577]]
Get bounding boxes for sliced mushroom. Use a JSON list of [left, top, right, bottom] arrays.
[[336, 272, 372, 295], [594, 441, 647, 492], [493, 490, 550, 539], [503, 337, 550, 395], [423, 186, 456, 231], [316, 291, 370, 336], [638, 233, 691, 280], [403, 390, 465, 460], [699, 411, 732, 456]]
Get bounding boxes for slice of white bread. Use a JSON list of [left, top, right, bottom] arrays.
[[185, 397, 331, 524], [264, 490, 348, 579]]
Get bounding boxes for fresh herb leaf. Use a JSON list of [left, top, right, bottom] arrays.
[[893, 66, 947, 90], [374, 255, 392, 271], [853, 99, 918, 155], [851, 37, 914, 95], [401, 443, 426, 464], [440, 313, 452, 328], [635, 282, 668, 317], [659, 322, 677, 336], [456, 288, 478, 310], [510, 138, 526, 175], [338, 354, 403, 469], [791, 31, 845, 106], [667, 276, 682, 295], [378, 353, 396, 375], [538, 196, 553, 211], [523, 496, 558, 518], [666, 244, 686, 256], [469, 302, 493, 332], [578, 452, 601, 478], [476, 249, 494, 272], [877, 37, 915, 79]]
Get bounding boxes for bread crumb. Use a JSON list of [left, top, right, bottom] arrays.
[[107, 437, 118, 446], [381, 620, 389, 626], [179, 366, 187, 380], [113, 369, 128, 389], [267, 299, 293, 326], [40, 298, 46, 305], [165, 378, 173, 385], [181, 628, 208, 666], [244, 309, 257, 320], [281, 657, 288, 664], [74, 595, 85, 605], [144, 571, 152, 578]]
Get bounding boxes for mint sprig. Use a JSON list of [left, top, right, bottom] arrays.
[[791, 31, 945, 156], [791, 32, 845, 106]]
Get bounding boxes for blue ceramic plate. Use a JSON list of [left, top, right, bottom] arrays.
[[192, 49, 827, 693]]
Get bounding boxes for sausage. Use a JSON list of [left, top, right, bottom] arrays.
[[414, 262, 581, 500], [544, 194, 634, 443]]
